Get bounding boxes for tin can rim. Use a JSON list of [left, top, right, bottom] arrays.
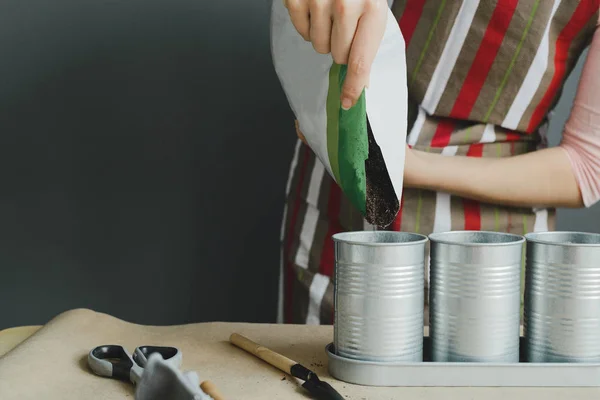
[[525, 231, 600, 247], [332, 230, 428, 247], [428, 230, 525, 247]]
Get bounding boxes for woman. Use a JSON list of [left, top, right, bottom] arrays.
[[280, 0, 600, 325]]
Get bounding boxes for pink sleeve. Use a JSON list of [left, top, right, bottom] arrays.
[[559, 19, 600, 207]]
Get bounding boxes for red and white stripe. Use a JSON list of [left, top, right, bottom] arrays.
[[460, 126, 497, 230], [450, 0, 519, 120], [306, 273, 330, 325], [389, 107, 428, 234], [310, 173, 343, 325], [481, 123, 497, 143], [297, 161, 329, 323], [295, 161, 325, 269], [431, 127, 494, 236], [436, 0, 519, 229], [284, 144, 312, 323], [421, 0, 481, 114], [278, 140, 303, 324], [502, 0, 562, 130], [526, 0, 596, 132], [463, 144, 484, 230], [407, 107, 427, 147], [432, 145, 459, 233], [398, 0, 427, 47], [280, 140, 303, 241], [429, 0, 517, 148]]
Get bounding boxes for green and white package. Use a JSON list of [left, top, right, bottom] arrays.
[[270, 1, 408, 228]]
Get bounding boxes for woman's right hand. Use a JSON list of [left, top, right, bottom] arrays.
[[284, 0, 388, 110]]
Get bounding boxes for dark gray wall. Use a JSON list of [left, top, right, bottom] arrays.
[[0, 0, 295, 329]]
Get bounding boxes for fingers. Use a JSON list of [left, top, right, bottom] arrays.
[[285, 0, 310, 40], [309, 0, 333, 54], [330, 0, 361, 64], [340, 0, 387, 110], [285, 0, 388, 110]]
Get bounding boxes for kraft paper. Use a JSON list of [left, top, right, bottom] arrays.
[[0, 309, 597, 399]]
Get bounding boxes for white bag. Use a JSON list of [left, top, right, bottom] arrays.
[[270, 0, 408, 227]]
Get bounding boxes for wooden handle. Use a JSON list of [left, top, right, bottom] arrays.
[[230, 333, 296, 374], [200, 380, 226, 400]]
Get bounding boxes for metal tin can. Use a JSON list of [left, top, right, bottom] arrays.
[[524, 231, 600, 363], [333, 231, 427, 362], [429, 231, 524, 363]]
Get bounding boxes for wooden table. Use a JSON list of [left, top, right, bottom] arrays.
[[0, 309, 598, 400]]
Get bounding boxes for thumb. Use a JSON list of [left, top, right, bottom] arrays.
[[340, 1, 387, 109]]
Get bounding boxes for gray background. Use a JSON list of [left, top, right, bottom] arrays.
[[0, 1, 597, 330]]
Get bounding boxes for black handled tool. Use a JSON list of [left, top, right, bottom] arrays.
[[88, 345, 182, 385], [230, 333, 344, 400]]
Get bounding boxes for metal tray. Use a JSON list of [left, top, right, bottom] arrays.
[[326, 338, 600, 387]]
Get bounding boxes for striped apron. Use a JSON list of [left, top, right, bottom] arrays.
[[281, 0, 600, 325]]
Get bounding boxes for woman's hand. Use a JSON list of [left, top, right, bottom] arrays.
[[284, 0, 388, 110]]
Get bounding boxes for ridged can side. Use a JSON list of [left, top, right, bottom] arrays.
[[429, 231, 524, 363], [333, 231, 427, 362], [524, 232, 600, 363]]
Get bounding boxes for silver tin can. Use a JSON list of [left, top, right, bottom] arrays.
[[524, 231, 600, 363], [429, 231, 524, 363], [333, 231, 427, 362]]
